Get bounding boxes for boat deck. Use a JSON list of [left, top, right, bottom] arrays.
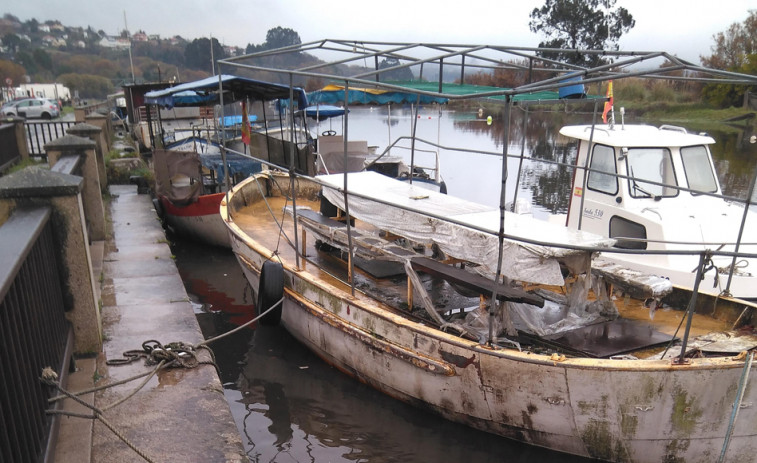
[[231, 192, 754, 359]]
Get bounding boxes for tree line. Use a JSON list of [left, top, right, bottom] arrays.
[[0, 16, 306, 99]]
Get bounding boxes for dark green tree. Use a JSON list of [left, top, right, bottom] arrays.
[[262, 27, 301, 51], [529, 0, 634, 67], [378, 57, 413, 81], [701, 11, 757, 108], [2, 33, 21, 54], [15, 50, 36, 74], [25, 18, 39, 33], [184, 37, 226, 72], [33, 49, 53, 72]]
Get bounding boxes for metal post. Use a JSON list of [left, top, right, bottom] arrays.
[[145, 103, 155, 149], [288, 74, 300, 269], [409, 95, 421, 186], [342, 81, 355, 295], [460, 55, 466, 85], [718, 351, 753, 462], [677, 252, 709, 364], [576, 99, 600, 231], [724, 166, 757, 295], [217, 74, 231, 220], [488, 96, 512, 346], [510, 105, 529, 211]]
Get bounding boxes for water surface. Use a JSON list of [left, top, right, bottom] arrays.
[[173, 107, 757, 461]]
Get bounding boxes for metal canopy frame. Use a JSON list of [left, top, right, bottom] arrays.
[[219, 39, 757, 100], [216, 40, 757, 350]]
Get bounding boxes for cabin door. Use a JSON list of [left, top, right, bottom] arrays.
[[567, 142, 619, 236]]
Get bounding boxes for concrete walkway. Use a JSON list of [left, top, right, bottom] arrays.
[[55, 184, 245, 462]]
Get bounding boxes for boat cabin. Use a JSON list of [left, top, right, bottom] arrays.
[[561, 124, 757, 299]]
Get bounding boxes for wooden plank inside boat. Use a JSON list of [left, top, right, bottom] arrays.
[[410, 257, 545, 307]]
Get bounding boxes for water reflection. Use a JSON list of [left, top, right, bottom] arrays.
[[445, 107, 757, 211], [172, 239, 590, 462]]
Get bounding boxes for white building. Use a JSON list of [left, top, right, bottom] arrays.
[[99, 36, 130, 49], [14, 83, 71, 101]]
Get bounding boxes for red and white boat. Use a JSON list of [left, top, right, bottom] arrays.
[[144, 75, 312, 247]]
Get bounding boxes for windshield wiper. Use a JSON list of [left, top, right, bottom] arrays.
[[630, 167, 658, 200]]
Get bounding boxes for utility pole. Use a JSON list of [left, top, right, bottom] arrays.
[[210, 34, 215, 76], [124, 10, 135, 83]]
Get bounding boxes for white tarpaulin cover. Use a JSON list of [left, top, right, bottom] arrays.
[[318, 172, 615, 286]]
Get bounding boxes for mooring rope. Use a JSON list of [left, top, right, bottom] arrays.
[[41, 296, 284, 462], [40, 368, 157, 463]]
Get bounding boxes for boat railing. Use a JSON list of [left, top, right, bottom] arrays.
[[166, 126, 219, 143], [223, 147, 757, 262], [580, 126, 612, 137], [226, 118, 757, 262], [382, 144, 442, 183], [659, 124, 689, 134]]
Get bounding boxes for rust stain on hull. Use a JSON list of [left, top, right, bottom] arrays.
[[288, 290, 456, 377]]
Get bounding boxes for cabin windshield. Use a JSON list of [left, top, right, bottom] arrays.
[[625, 148, 678, 198], [680, 145, 718, 194]]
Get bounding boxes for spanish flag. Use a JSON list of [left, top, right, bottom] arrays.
[[241, 100, 251, 145], [602, 80, 613, 124]]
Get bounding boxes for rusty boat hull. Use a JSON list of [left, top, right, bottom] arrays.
[[221, 172, 757, 463]]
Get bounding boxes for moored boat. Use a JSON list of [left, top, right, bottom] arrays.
[[308, 85, 449, 192], [221, 169, 757, 462], [217, 40, 757, 461], [144, 75, 312, 247], [557, 123, 757, 301]]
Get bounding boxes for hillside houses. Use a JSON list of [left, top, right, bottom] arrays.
[[98, 36, 130, 49]]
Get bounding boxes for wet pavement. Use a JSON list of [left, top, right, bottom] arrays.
[[55, 184, 245, 463]]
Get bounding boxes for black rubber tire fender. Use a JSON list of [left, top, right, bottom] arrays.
[[152, 197, 164, 219], [257, 260, 284, 326]]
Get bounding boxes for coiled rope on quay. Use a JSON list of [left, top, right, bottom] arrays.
[[41, 297, 284, 463]]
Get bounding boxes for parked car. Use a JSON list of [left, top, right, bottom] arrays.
[[1, 97, 60, 119]]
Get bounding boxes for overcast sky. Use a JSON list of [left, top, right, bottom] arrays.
[[5, 0, 756, 63]]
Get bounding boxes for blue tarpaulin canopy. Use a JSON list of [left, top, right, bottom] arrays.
[[201, 152, 263, 177], [144, 74, 308, 109], [302, 105, 347, 120], [219, 114, 257, 127]]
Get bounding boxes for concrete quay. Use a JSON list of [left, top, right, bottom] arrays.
[[54, 184, 245, 463]]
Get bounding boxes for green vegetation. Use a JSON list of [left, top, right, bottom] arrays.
[[6, 156, 43, 174], [104, 148, 153, 185], [609, 76, 754, 126]]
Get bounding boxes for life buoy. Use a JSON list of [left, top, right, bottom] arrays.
[[257, 260, 284, 326]]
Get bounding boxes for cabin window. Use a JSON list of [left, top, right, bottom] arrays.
[[626, 148, 678, 198], [609, 216, 647, 249], [680, 145, 718, 194], [587, 144, 618, 195]]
